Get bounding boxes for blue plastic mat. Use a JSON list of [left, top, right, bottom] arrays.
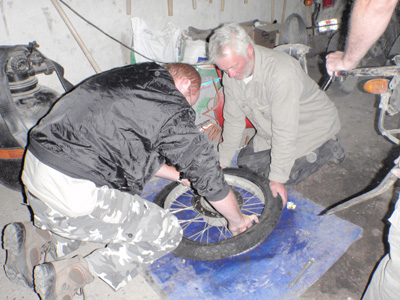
[[141, 179, 362, 300]]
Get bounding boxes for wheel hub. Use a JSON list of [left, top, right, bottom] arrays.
[[191, 189, 243, 218]]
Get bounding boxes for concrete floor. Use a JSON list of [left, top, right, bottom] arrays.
[[1, 55, 398, 300]]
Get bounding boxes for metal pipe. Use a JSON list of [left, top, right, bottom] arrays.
[[288, 258, 315, 287], [50, 0, 101, 73]]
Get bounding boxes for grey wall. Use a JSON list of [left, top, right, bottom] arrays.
[[0, 0, 305, 92]]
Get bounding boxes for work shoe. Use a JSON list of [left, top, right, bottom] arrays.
[[34, 255, 95, 300], [3, 222, 56, 288]]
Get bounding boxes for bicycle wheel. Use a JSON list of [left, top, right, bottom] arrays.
[[153, 168, 282, 261]]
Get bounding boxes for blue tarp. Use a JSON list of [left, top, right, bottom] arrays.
[[142, 179, 362, 300]]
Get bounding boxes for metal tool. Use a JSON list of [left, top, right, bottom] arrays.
[[321, 74, 334, 91], [322, 165, 400, 215], [288, 258, 315, 287]]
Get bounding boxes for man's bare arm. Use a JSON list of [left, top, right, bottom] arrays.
[[326, 0, 398, 75], [210, 189, 259, 235]]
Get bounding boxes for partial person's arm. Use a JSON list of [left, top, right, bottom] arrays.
[[326, 0, 398, 75], [154, 164, 190, 186], [157, 110, 258, 235], [267, 59, 303, 206], [270, 181, 288, 207], [210, 189, 259, 235], [156, 158, 257, 235]]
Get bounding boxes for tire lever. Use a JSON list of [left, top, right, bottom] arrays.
[[321, 74, 334, 91]]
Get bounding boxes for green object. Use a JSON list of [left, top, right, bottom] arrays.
[[131, 51, 136, 65]]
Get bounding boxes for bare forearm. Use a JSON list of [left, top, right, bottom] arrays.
[[154, 164, 180, 181], [210, 189, 259, 235], [344, 0, 397, 69], [210, 189, 243, 224]]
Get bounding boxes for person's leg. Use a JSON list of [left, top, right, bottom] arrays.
[[287, 135, 346, 186], [85, 193, 182, 290], [362, 224, 400, 300], [237, 139, 271, 179], [237, 136, 345, 186], [3, 221, 56, 288], [27, 192, 84, 257], [30, 186, 182, 291]]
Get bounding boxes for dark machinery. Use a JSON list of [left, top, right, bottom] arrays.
[[0, 42, 72, 191]]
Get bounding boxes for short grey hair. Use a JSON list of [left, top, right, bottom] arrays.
[[208, 23, 254, 63]]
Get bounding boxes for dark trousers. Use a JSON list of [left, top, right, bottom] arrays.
[[237, 135, 345, 187]]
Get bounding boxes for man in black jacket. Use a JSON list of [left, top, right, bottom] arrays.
[[3, 62, 257, 299]]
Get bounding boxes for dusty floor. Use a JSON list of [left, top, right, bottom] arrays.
[[296, 55, 399, 300], [0, 55, 398, 300]]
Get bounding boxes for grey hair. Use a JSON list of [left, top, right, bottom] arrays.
[[208, 22, 254, 63]]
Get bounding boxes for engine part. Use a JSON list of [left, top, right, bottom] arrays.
[[0, 42, 72, 191]]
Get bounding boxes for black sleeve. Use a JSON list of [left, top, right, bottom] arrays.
[[157, 109, 230, 201]]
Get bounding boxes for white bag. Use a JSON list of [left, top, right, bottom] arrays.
[[181, 36, 207, 64], [131, 17, 182, 63]]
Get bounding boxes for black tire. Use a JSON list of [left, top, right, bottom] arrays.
[[281, 13, 309, 45], [153, 168, 282, 261], [0, 159, 24, 192]]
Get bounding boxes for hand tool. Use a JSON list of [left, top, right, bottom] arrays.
[[288, 258, 315, 287]]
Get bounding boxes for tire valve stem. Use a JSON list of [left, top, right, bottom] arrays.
[[288, 258, 315, 287]]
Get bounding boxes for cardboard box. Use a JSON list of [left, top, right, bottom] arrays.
[[240, 21, 282, 48]]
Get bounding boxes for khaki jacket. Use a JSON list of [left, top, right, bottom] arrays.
[[219, 45, 340, 183]]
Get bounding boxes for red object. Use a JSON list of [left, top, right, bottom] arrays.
[[323, 0, 335, 8], [214, 89, 253, 129], [304, 0, 313, 6], [214, 68, 253, 129]]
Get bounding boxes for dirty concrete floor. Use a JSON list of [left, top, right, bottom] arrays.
[[0, 55, 398, 300], [296, 55, 399, 300]]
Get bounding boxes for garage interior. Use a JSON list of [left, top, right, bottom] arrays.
[[1, 1, 399, 299]]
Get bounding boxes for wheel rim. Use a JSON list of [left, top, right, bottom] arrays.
[[163, 174, 266, 244]]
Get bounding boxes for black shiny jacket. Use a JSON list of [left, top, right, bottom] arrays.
[[28, 62, 229, 201]]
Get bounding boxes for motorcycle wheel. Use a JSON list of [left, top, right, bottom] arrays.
[[281, 13, 309, 45], [153, 168, 282, 261]]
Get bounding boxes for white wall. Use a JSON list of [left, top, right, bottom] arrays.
[[0, 0, 303, 93]]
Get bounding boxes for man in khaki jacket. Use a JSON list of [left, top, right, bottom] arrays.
[[208, 23, 344, 206]]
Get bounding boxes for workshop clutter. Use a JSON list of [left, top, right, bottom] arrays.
[[131, 18, 281, 64], [131, 17, 181, 63], [240, 21, 282, 49], [180, 37, 207, 64]]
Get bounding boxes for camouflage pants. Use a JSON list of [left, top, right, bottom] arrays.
[[27, 187, 182, 290]]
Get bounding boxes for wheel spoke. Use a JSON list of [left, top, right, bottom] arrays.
[[187, 221, 211, 241], [180, 213, 205, 231], [161, 171, 270, 247], [154, 169, 283, 260], [214, 222, 231, 240]]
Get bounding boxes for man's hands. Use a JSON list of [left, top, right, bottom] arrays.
[[326, 51, 359, 76], [270, 180, 287, 207], [228, 214, 259, 236], [210, 189, 259, 236]]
